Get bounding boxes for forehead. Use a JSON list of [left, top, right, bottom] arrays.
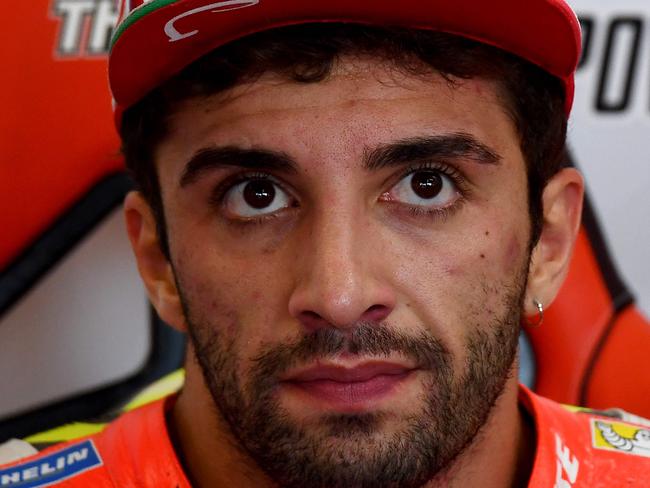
[[159, 57, 519, 171]]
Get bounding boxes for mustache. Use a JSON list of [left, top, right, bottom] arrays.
[[250, 322, 452, 381]]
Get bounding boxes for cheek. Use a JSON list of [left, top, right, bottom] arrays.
[[173, 245, 295, 348], [466, 230, 528, 329], [397, 226, 524, 289], [503, 234, 527, 272], [471, 229, 528, 294], [474, 227, 527, 273], [391, 226, 527, 337]]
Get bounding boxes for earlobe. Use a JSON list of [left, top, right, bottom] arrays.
[[525, 168, 584, 316], [123, 191, 187, 332]]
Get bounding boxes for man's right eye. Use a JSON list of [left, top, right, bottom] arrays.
[[223, 177, 292, 218]]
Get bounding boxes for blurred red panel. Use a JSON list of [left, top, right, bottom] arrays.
[[0, 0, 123, 269]]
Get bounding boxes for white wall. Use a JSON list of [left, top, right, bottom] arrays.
[[568, 0, 650, 315], [0, 211, 150, 418]]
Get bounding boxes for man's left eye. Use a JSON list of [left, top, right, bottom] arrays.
[[387, 170, 459, 208], [223, 178, 292, 218]]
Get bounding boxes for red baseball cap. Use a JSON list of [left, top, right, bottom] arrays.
[[108, 0, 582, 127]]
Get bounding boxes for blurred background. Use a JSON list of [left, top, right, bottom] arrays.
[[0, 0, 648, 438]]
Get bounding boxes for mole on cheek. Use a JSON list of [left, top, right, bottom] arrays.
[[479, 230, 490, 258]]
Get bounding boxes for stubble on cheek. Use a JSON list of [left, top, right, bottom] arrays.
[[173, 242, 258, 333], [174, 258, 288, 402], [423, 227, 528, 357], [478, 229, 528, 306]]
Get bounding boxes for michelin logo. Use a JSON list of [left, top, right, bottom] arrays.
[[0, 440, 102, 487], [593, 419, 650, 458]]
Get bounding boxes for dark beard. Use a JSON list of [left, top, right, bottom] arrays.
[[182, 286, 523, 488]]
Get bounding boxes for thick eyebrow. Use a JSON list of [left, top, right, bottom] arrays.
[[180, 146, 298, 187], [364, 133, 501, 171]]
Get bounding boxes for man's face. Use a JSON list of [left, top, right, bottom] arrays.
[[155, 58, 531, 487]]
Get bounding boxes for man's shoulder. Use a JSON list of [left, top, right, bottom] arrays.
[[0, 433, 113, 487], [0, 394, 188, 487], [521, 386, 650, 487]]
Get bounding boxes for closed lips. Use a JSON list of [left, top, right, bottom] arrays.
[[284, 362, 416, 383]]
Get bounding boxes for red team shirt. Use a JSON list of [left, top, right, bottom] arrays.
[[1, 386, 649, 487]]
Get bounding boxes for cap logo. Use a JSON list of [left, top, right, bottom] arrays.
[[164, 0, 259, 42]]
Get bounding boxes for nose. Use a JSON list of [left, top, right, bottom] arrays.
[[288, 209, 396, 332]]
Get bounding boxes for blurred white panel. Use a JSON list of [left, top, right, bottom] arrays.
[[568, 0, 650, 315], [0, 210, 150, 419]]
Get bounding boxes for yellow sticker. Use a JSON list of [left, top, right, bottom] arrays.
[[591, 418, 650, 458]]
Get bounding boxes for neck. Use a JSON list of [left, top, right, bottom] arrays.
[[171, 357, 535, 488]]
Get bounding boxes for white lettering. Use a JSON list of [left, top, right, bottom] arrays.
[[22, 466, 38, 480], [555, 434, 579, 488], [1, 472, 20, 485], [40, 461, 57, 475], [0, 444, 99, 487], [88, 0, 119, 53], [555, 459, 572, 488], [54, 0, 96, 54], [164, 0, 259, 42], [67, 448, 88, 464]]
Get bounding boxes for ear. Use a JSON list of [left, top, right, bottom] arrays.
[[124, 191, 187, 332], [525, 168, 584, 317]]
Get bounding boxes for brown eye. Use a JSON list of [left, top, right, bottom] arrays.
[[411, 171, 443, 199], [243, 180, 276, 209], [224, 177, 292, 218], [386, 168, 459, 209]]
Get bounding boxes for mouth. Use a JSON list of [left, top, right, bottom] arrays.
[[280, 361, 418, 412]]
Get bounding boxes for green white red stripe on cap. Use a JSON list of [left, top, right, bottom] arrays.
[[109, 0, 581, 128], [113, 0, 262, 48]]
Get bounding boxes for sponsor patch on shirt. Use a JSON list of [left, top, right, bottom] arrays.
[[0, 440, 102, 487], [592, 418, 650, 458]]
